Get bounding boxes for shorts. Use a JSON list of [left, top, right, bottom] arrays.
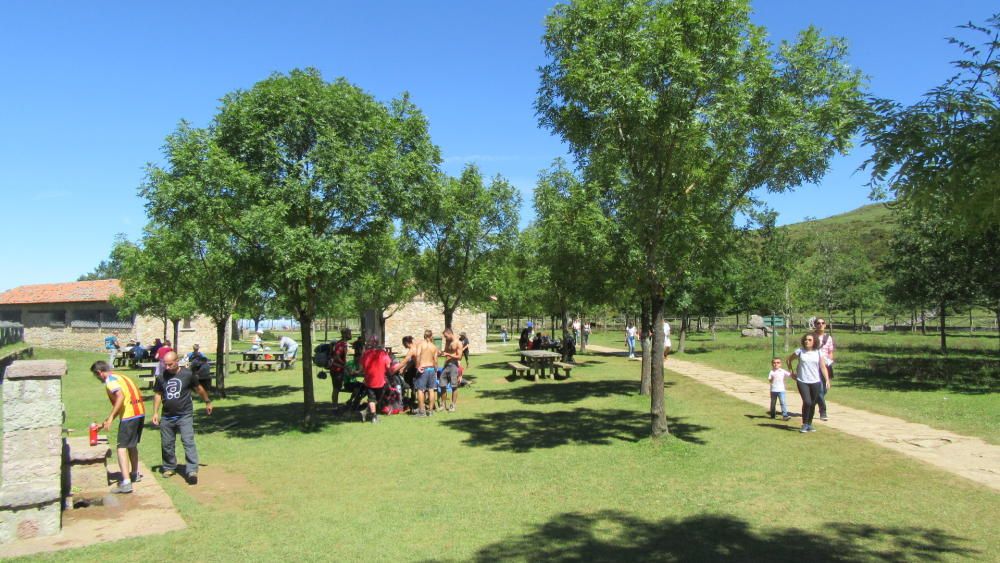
[[440, 363, 460, 389], [365, 386, 380, 402], [117, 416, 144, 449], [415, 367, 437, 391]]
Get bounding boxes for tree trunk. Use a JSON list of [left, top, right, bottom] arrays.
[[214, 318, 228, 398], [710, 316, 717, 341], [649, 292, 670, 438], [639, 299, 651, 396], [939, 301, 947, 354], [298, 313, 316, 428], [162, 317, 168, 340], [443, 307, 454, 330], [852, 309, 857, 333], [678, 314, 689, 353], [253, 317, 261, 332], [921, 307, 927, 336], [171, 319, 180, 350]]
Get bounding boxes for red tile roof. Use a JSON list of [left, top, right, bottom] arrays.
[[0, 279, 123, 305]]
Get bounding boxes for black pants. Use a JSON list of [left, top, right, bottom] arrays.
[[796, 380, 822, 426]]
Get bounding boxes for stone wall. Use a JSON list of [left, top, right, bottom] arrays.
[[5, 303, 225, 354], [0, 360, 65, 543], [384, 297, 488, 354]]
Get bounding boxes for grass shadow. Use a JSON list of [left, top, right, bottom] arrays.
[[480, 379, 650, 405], [842, 356, 998, 394], [465, 511, 977, 562], [224, 384, 301, 400], [196, 401, 340, 438], [440, 408, 708, 452]]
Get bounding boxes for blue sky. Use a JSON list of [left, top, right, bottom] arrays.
[[1, 0, 995, 291]]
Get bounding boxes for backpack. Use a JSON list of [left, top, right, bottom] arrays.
[[313, 342, 332, 368]]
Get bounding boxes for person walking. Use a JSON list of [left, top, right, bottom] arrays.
[[104, 331, 120, 366], [90, 360, 145, 494], [766, 357, 792, 420], [459, 331, 470, 368], [329, 328, 352, 409], [152, 352, 213, 484], [812, 318, 835, 421], [625, 323, 637, 358], [787, 334, 829, 433]]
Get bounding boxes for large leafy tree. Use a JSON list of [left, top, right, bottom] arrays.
[[532, 159, 614, 336], [538, 0, 866, 437], [349, 224, 419, 344], [887, 201, 976, 353], [409, 165, 520, 329], [146, 69, 439, 426], [865, 14, 1000, 234], [113, 233, 197, 345]]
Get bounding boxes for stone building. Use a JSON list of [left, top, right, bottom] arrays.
[[375, 295, 487, 354], [0, 280, 227, 354]]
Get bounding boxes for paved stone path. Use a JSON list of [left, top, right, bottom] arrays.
[[584, 344, 1000, 491], [0, 462, 186, 558]]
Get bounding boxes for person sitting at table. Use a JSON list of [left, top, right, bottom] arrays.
[[185, 344, 212, 388], [561, 332, 576, 363], [149, 338, 163, 361], [532, 332, 543, 351], [519, 326, 532, 350], [132, 341, 146, 364]]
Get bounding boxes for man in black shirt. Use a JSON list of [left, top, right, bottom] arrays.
[[152, 351, 213, 485]]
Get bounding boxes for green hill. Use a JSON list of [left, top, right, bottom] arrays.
[[782, 202, 895, 263]]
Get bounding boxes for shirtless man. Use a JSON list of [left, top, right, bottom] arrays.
[[439, 328, 463, 412], [412, 329, 440, 417]]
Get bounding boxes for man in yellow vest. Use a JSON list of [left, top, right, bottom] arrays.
[[91, 360, 146, 494]]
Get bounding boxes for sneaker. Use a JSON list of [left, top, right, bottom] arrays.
[[800, 425, 810, 433], [782, 415, 791, 421], [372, 415, 380, 424], [820, 415, 829, 421], [807, 426, 817, 433], [112, 481, 133, 494], [448, 405, 456, 412], [162, 469, 176, 478], [187, 472, 198, 485], [131, 472, 143, 483], [411, 410, 426, 418], [360, 410, 368, 423]]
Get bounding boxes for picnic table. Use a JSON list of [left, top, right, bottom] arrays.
[[519, 350, 562, 380], [238, 350, 287, 371]]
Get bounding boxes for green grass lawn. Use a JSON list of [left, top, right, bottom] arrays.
[[9, 344, 997, 561], [584, 329, 1000, 445]]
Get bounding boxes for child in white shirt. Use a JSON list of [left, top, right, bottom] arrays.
[[768, 357, 792, 420]]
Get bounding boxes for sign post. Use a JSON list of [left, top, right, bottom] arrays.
[[763, 315, 786, 359]]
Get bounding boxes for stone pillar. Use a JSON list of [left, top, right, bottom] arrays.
[[0, 360, 65, 543]]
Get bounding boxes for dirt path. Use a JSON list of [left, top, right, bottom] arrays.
[[584, 344, 1000, 491]]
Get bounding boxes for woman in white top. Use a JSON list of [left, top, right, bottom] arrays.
[[786, 333, 830, 433]]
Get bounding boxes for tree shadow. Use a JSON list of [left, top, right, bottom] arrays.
[[464, 511, 977, 562], [847, 340, 999, 357], [842, 356, 998, 394], [224, 384, 301, 400], [479, 380, 648, 405], [440, 408, 708, 452], [196, 402, 341, 438]]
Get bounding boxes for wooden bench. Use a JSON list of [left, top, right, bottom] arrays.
[[235, 360, 285, 372], [553, 361, 574, 378], [507, 362, 530, 379]]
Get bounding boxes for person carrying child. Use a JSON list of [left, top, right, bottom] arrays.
[[767, 357, 792, 421]]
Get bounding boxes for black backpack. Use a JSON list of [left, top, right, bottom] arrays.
[[313, 342, 332, 368]]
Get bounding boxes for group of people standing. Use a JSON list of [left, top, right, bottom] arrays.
[[323, 327, 471, 422], [768, 318, 836, 433]]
